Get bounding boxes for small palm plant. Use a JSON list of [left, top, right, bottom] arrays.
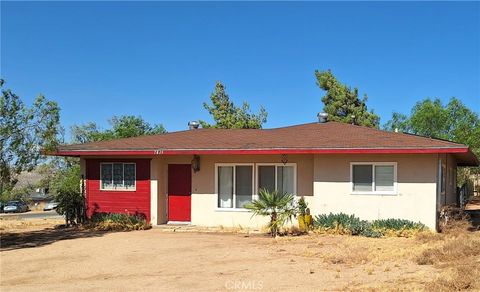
[[245, 189, 297, 237]]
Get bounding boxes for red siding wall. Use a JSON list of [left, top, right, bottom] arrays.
[[85, 159, 151, 221]]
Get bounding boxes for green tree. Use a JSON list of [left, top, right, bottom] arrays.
[[51, 164, 85, 226], [244, 189, 297, 237], [315, 70, 380, 128], [382, 112, 411, 133], [71, 115, 167, 144], [383, 97, 480, 154], [109, 115, 167, 138], [200, 81, 267, 129], [71, 122, 103, 144], [0, 80, 61, 198]]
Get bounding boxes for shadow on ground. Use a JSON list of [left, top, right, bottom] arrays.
[[0, 227, 116, 251]]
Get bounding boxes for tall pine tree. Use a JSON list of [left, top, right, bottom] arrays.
[[315, 70, 379, 128], [200, 81, 267, 129]]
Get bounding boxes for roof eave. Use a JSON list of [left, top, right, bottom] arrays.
[[48, 150, 157, 157], [454, 149, 480, 167], [50, 147, 472, 157]]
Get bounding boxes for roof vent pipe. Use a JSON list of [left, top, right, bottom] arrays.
[[317, 112, 328, 123], [188, 121, 200, 130]]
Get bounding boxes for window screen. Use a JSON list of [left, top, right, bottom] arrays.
[[113, 163, 123, 188], [374, 165, 394, 191], [100, 163, 136, 190], [101, 164, 113, 189], [277, 166, 294, 195], [124, 164, 136, 189], [258, 166, 275, 192], [352, 165, 373, 192], [235, 166, 253, 208], [218, 166, 233, 208]]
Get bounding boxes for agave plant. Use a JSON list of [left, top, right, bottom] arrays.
[[244, 189, 296, 237]]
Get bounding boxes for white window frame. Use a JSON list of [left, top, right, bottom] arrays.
[[350, 162, 397, 195], [215, 163, 255, 211], [100, 162, 136, 191], [256, 163, 297, 196]]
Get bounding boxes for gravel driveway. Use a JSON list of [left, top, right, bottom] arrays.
[[0, 227, 441, 291]]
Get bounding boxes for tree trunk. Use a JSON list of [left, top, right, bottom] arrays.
[[271, 212, 278, 237]]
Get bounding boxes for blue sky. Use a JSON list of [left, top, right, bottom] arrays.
[[2, 2, 479, 138]]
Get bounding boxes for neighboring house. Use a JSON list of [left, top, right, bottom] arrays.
[[52, 116, 479, 230], [14, 171, 51, 210]]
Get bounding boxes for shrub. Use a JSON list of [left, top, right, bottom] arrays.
[[372, 219, 425, 237], [298, 197, 308, 216], [87, 212, 151, 231], [372, 218, 425, 230], [360, 228, 383, 238], [313, 213, 381, 237], [52, 165, 86, 226], [313, 213, 425, 238], [439, 205, 472, 232]]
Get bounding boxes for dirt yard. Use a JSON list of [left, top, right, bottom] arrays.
[[1, 220, 479, 291]]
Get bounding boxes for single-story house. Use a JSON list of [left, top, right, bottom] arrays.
[[52, 116, 479, 230], [13, 170, 51, 210]]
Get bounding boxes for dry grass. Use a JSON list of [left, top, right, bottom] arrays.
[[322, 244, 370, 265], [414, 230, 445, 243], [425, 264, 480, 291], [416, 234, 480, 265], [286, 219, 480, 290], [2, 217, 479, 291], [0, 217, 64, 232], [415, 221, 480, 290]]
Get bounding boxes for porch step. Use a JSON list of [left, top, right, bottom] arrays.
[[154, 224, 199, 232], [153, 224, 261, 234]]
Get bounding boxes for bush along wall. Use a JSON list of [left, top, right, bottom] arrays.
[[86, 212, 152, 231], [313, 213, 426, 238]]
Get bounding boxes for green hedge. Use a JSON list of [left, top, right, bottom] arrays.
[[313, 213, 425, 238], [372, 218, 425, 230], [371, 218, 425, 237]]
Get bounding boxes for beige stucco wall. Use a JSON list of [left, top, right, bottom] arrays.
[[313, 154, 439, 229], [191, 154, 314, 228], [150, 158, 159, 224], [148, 153, 461, 230], [153, 154, 314, 227]]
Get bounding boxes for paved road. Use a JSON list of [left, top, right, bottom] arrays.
[[0, 210, 62, 220]]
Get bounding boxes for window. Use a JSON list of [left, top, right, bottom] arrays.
[[217, 164, 253, 209], [101, 163, 136, 190], [351, 162, 396, 194], [257, 164, 296, 195]]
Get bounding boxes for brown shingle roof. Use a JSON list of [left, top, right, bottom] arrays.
[[54, 122, 478, 165]]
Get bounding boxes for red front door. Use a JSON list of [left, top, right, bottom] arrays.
[[168, 164, 192, 222]]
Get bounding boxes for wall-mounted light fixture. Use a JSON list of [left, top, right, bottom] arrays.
[[281, 154, 288, 165], [191, 155, 200, 173]]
